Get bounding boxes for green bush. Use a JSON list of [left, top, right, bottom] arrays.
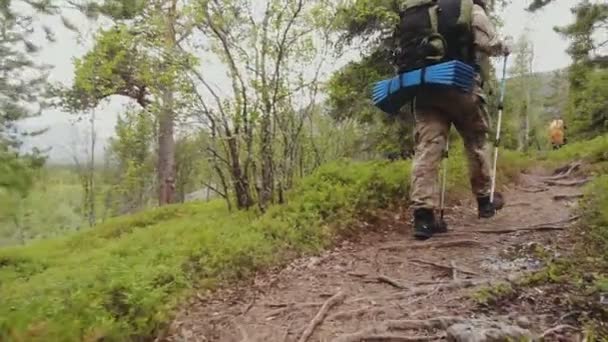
[[0, 160, 413, 342], [580, 175, 608, 265], [543, 135, 608, 165]]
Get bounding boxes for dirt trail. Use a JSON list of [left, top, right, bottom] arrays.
[[165, 167, 587, 342]]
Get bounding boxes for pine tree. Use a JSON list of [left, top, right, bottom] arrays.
[[0, 1, 53, 194]]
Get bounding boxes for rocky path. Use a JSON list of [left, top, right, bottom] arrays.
[[165, 165, 587, 342]]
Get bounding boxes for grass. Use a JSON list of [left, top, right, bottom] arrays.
[[508, 135, 608, 338], [537, 135, 608, 173], [472, 282, 515, 306], [0, 160, 412, 341], [0, 145, 531, 342]]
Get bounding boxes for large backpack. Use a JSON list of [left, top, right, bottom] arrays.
[[392, 0, 475, 73]]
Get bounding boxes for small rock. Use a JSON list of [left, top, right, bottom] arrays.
[[306, 257, 320, 268], [515, 316, 532, 329], [447, 320, 533, 342]]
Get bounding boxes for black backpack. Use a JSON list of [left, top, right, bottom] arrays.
[[392, 0, 475, 73]]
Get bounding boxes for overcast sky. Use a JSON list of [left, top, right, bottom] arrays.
[[16, 0, 579, 163]]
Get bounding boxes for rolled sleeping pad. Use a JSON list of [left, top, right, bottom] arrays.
[[371, 60, 476, 115]]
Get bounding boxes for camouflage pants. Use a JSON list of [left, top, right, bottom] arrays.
[[410, 86, 492, 210]]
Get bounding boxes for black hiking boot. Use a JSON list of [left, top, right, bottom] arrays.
[[413, 208, 447, 240], [477, 192, 505, 219]]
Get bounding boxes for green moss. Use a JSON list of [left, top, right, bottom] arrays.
[[472, 282, 515, 305]]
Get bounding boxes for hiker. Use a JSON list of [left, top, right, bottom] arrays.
[[549, 118, 566, 150], [390, 0, 512, 239]]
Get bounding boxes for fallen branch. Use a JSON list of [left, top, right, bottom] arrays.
[[377, 275, 409, 290], [544, 178, 590, 187], [298, 291, 346, 342], [553, 194, 584, 201], [409, 258, 479, 277], [540, 324, 578, 338]]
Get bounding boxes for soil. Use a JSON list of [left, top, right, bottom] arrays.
[[162, 167, 589, 342]]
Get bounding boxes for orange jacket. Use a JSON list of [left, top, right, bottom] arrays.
[[549, 119, 565, 145]]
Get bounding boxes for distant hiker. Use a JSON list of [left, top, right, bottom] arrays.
[[390, 0, 512, 239], [549, 118, 566, 150]]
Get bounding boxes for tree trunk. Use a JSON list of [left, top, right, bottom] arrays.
[[158, 98, 176, 205], [87, 109, 96, 226], [227, 136, 252, 209], [158, 0, 177, 206], [259, 113, 274, 209]]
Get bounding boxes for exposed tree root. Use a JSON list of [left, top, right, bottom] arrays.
[[381, 239, 481, 252], [471, 225, 566, 234], [549, 161, 582, 179], [333, 331, 444, 342], [543, 178, 590, 186], [540, 324, 578, 338], [328, 306, 386, 321], [332, 316, 462, 342], [409, 239, 482, 249], [377, 275, 409, 289], [505, 202, 532, 207], [266, 302, 323, 319], [409, 258, 479, 277], [471, 215, 580, 234], [553, 194, 584, 201], [347, 272, 368, 278], [517, 186, 549, 193], [297, 291, 346, 342], [368, 279, 489, 303]]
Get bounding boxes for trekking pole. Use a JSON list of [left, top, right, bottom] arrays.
[[490, 55, 509, 204], [439, 136, 449, 225]]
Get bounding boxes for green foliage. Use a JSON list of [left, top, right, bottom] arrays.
[[542, 134, 608, 165], [0, 0, 52, 198], [472, 282, 515, 305], [565, 68, 608, 139], [333, 0, 399, 44], [327, 49, 394, 124], [104, 108, 156, 215], [579, 174, 608, 265], [0, 125, 535, 340], [65, 25, 152, 111], [0, 167, 102, 246], [538, 1, 608, 140], [0, 159, 412, 341]]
